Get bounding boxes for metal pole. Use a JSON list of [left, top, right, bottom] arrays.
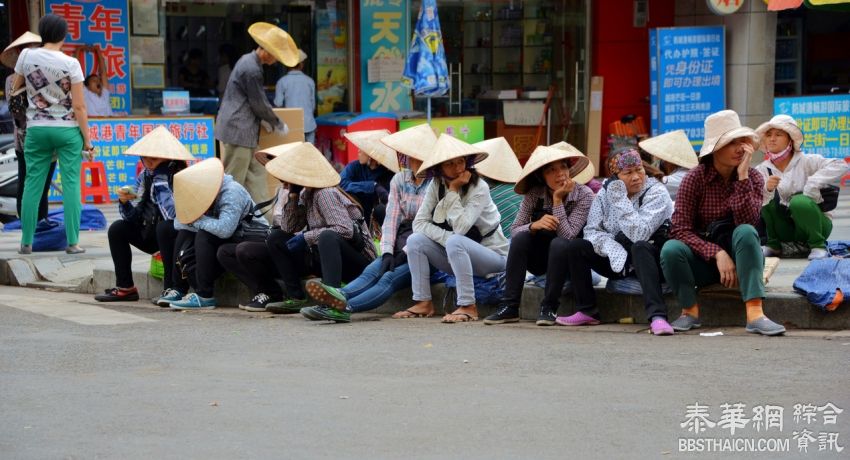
[[427, 97, 432, 124]]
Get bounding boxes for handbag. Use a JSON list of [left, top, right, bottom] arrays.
[[392, 220, 414, 266], [701, 214, 736, 253], [176, 242, 196, 281], [138, 199, 163, 241], [233, 195, 276, 243], [8, 50, 27, 117], [431, 183, 497, 243]]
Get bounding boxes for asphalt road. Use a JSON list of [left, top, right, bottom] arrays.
[[1, 286, 848, 459]]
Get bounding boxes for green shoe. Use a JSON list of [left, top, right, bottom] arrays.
[[266, 297, 309, 314], [306, 280, 348, 311], [303, 305, 351, 323]]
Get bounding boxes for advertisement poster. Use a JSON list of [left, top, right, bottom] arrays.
[[45, 0, 132, 114], [650, 26, 725, 148], [316, 3, 348, 115], [49, 117, 215, 202], [775, 95, 850, 159], [360, 0, 410, 113], [399, 117, 484, 143]]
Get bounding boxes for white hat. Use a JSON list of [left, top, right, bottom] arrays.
[[473, 137, 522, 183], [755, 114, 804, 153], [263, 142, 341, 188], [1, 31, 41, 68], [415, 134, 488, 178], [549, 141, 595, 185], [380, 124, 437, 162], [515, 144, 593, 194], [638, 130, 698, 169], [248, 22, 300, 67], [124, 126, 194, 161], [699, 110, 759, 158], [344, 129, 400, 173], [173, 158, 224, 224]]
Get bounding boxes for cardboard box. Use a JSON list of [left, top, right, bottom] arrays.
[[585, 76, 603, 174], [257, 108, 305, 150]]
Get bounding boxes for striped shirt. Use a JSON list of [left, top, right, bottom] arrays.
[[510, 184, 594, 239], [380, 170, 431, 255], [488, 182, 523, 238], [282, 186, 377, 260]]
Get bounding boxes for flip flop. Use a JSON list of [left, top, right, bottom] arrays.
[[441, 312, 479, 323], [392, 308, 434, 319]]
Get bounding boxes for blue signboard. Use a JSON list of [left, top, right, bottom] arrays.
[[775, 95, 850, 159], [45, 0, 131, 114], [360, 0, 411, 113], [49, 117, 216, 202], [650, 26, 725, 147]]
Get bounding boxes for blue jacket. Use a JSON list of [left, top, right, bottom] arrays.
[[119, 162, 178, 222]]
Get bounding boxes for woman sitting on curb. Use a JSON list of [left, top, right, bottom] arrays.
[[301, 124, 436, 322], [95, 127, 190, 304], [660, 110, 785, 336], [638, 129, 698, 202], [259, 143, 376, 317], [557, 148, 675, 335], [399, 134, 509, 323], [755, 114, 847, 260], [169, 158, 257, 310], [473, 137, 524, 237], [484, 143, 595, 326]]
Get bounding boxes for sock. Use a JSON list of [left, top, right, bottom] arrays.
[[682, 304, 699, 318], [746, 299, 764, 322], [827, 288, 843, 312]]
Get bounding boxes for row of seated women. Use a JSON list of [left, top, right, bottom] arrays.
[[95, 109, 847, 337]]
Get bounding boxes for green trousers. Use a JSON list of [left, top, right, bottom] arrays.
[[762, 194, 832, 250], [22, 126, 83, 246], [660, 224, 765, 307]]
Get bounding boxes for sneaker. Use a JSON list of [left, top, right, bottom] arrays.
[[306, 280, 348, 311], [555, 311, 600, 326], [95, 287, 140, 302], [807, 248, 829, 260], [745, 316, 786, 336], [536, 306, 558, 326], [156, 288, 184, 308], [670, 314, 701, 332], [170, 293, 216, 310], [762, 246, 782, 257], [266, 297, 310, 314], [483, 305, 520, 325], [241, 292, 279, 312], [650, 317, 674, 336], [301, 305, 351, 323]]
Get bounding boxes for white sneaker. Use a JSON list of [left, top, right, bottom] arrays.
[[762, 246, 782, 257], [807, 248, 829, 260]]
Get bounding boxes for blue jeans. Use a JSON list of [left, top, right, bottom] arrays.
[[341, 257, 412, 313]]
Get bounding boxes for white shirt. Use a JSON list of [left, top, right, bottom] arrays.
[[14, 48, 84, 127], [84, 87, 113, 117], [756, 151, 848, 206]]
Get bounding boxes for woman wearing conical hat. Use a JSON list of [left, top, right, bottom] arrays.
[[300, 125, 437, 321], [258, 143, 376, 317], [660, 110, 785, 336], [95, 127, 192, 303], [638, 130, 698, 201], [483, 143, 595, 326], [556, 148, 675, 335], [397, 134, 509, 323], [754, 114, 847, 260], [339, 129, 398, 229], [473, 137, 524, 238], [168, 158, 260, 310]]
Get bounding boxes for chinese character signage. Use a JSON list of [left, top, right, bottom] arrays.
[[48, 117, 216, 202], [775, 95, 850, 159], [162, 90, 190, 114], [360, 0, 411, 113], [45, 0, 131, 114], [650, 26, 726, 148]]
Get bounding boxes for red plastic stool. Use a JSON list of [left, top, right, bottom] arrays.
[[80, 161, 111, 203]]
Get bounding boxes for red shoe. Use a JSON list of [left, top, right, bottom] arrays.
[[95, 287, 140, 302]]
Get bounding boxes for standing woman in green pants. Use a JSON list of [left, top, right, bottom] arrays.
[[11, 14, 92, 254]]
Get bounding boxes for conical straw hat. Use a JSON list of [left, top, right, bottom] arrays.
[[254, 141, 304, 165], [248, 22, 300, 67], [1, 31, 41, 68], [473, 137, 522, 183], [515, 144, 593, 194], [264, 142, 341, 188], [415, 134, 488, 178], [344, 129, 400, 173], [380, 123, 438, 162], [173, 158, 224, 224], [124, 126, 194, 161], [638, 130, 698, 169]]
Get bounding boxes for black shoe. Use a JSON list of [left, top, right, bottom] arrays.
[[536, 306, 557, 326], [483, 305, 520, 325], [95, 287, 140, 302], [241, 293, 278, 312]]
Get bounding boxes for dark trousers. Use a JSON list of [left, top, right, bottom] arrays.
[[108, 219, 182, 292], [501, 231, 554, 307], [15, 148, 55, 221], [217, 241, 283, 298], [564, 238, 667, 321], [179, 229, 232, 298]]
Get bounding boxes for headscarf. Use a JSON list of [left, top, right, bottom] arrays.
[[607, 148, 643, 175]]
